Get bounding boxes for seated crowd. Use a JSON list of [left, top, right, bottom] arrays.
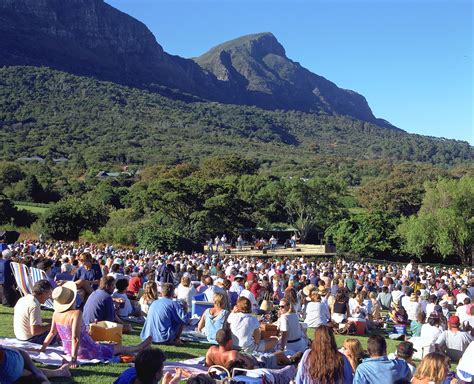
[[0, 240, 473, 383]]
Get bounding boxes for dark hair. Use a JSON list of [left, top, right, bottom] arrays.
[[187, 374, 216, 384], [161, 283, 174, 297], [32, 280, 52, 295], [215, 328, 232, 346], [115, 278, 129, 293], [99, 275, 115, 290], [367, 335, 387, 357], [227, 359, 246, 372], [135, 348, 166, 384]]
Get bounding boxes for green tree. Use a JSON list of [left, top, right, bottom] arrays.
[[262, 177, 347, 242], [40, 197, 109, 240], [0, 162, 25, 191], [398, 176, 474, 265], [326, 211, 402, 258]]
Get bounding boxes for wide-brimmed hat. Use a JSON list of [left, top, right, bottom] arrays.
[[52, 281, 77, 313], [302, 284, 316, 297]]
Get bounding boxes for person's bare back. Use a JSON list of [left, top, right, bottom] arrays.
[[205, 345, 239, 367]]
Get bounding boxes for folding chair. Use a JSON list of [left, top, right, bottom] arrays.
[[29, 267, 55, 310], [10, 262, 32, 296]]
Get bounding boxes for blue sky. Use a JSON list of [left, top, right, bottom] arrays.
[[107, 0, 473, 144]]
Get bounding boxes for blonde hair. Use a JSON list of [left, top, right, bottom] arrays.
[[413, 352, 449, 384], [343, 338, 364, 372], [181, 276, 191, 287], [213, 292, 226, 310]]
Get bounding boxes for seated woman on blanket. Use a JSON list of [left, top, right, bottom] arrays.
[[277, 297, 308, 353], [227, 297, 278, 353], [197, 292, 229, 343], [40, 281, 152, 367]]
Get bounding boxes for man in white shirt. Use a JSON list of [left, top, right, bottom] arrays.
[[13, 280, 53, 344]]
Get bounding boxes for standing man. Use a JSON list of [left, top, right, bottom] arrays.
[[13, 280, 54, 344]]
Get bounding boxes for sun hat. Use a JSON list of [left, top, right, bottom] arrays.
[[52, 281, 77, 313], [302, 284, 316, 297]]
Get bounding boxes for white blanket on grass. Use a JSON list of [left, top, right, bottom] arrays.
[[0, 338, 109, 366]]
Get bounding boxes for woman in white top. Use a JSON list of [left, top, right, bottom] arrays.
[[278, 298, 308, 353], [420, 313, 443, 343], [138, 281, 158, 315], [304, 291, 330, 328], [176, 276, 197, 311], [227, 297, 278, 353]]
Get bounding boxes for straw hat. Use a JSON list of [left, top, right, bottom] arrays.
[[302, 284, 316, 297], [52, 281, 77, 313]]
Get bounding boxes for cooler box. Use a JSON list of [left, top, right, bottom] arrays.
[[348, 317, 366, 335], [191, 300, 213, 317], [90, 321, 123, 344]]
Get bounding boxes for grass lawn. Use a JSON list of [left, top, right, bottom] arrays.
[[15, 203, 50, 215], [0, 306, 405, 383]]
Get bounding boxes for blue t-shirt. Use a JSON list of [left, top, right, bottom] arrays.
[[353, 356, 410, 384], [113, 367, 136, 384], [82, 289, 115, 325], [140, 297, 189, 343], [73, 264, 102, 287]]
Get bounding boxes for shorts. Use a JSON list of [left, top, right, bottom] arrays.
[[0, 348, 24, 384]]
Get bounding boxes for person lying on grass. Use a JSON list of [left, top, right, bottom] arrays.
[[205, 327, 303, 370]]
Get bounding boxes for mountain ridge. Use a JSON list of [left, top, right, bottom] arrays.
[[1, 0, 392, 127]]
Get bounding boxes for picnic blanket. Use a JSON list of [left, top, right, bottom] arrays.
[[163, 357, 208, 377], [0, 338, 114, 366]]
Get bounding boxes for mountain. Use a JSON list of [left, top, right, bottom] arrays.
[[0, 0, 389, 126], [195, 33, 389, 126], [0, 0, 223, 99], [1, 66, 472, 170]]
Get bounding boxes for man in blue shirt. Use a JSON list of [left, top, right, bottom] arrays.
[[140, 283, 189, 345], [82, 276, 116, 325], [354, 335, 411, 384], [73, 252, 102, 300]]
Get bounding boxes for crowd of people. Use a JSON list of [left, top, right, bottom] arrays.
[[0, 238, 473, 383]]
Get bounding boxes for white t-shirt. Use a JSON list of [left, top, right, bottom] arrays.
[[176, 284, 197, 309], [405, 301, 421, 321], [112, 292, 133, 317], [227, 312, 259, 351], [278, 312, 303, 341], [14, 294, 43, 340], [420, 323, 442, 343]]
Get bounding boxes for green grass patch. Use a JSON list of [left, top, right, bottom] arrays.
[[0, 305, 410, 383], [15, 201, 50, 214]]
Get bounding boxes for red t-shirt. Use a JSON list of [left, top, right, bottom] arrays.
[[127, 276, 142, 295]]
